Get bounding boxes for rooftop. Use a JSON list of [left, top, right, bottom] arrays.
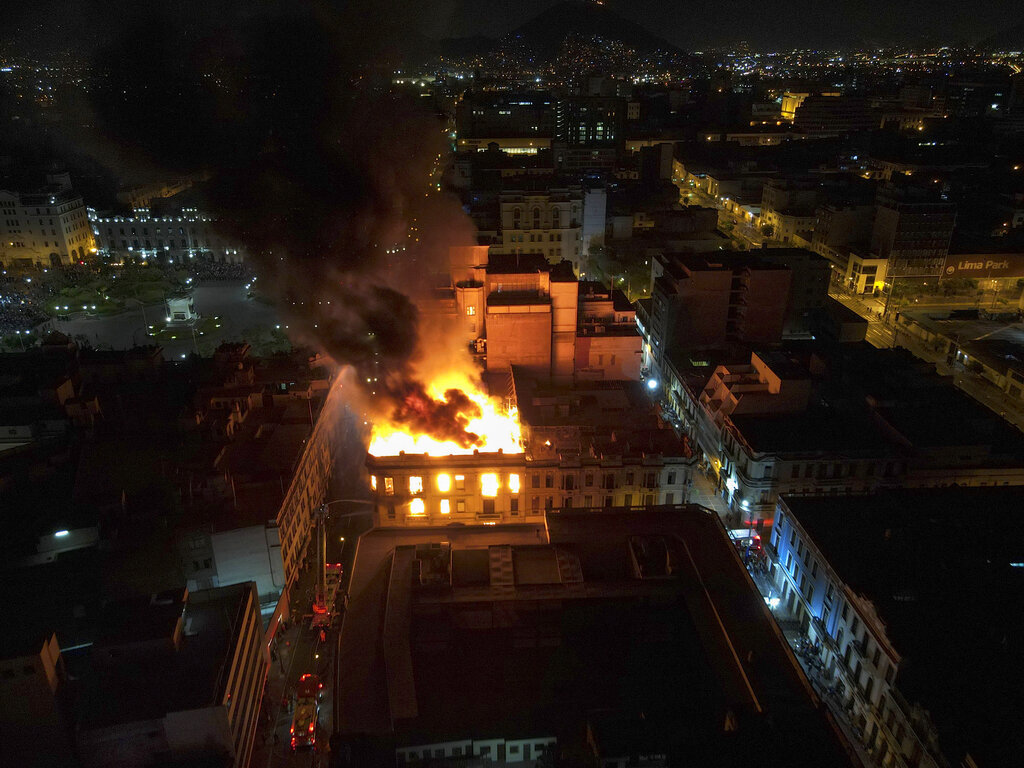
[[336, 508, 855, 765], [781, 488, 1024, 767], [77, 582, 258, 730]]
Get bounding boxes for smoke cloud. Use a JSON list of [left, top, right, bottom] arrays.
[[87, 0, 484, 442]]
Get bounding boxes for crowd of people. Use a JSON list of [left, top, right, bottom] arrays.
[[188, 259, 251, 281]]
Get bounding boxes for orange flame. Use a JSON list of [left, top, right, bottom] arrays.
[[368, 370, 522, 456]]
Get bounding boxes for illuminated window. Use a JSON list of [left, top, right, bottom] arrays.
[[410, 498, 425, 516], [455, 475, 465, 491], [466, 306, 476, 316], [456, 499, 466, 513], [384, 477, 394, 496], [437, 474, 451, 492], [481, 473, 499, 497], [509, 473, 520, 493], [370, 475, 377, 491], [409, 476, 423, 494], [440, 499, 450, 515]]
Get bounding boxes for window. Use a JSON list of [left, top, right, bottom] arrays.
[[667, 472, 676, 485], [370, 475, 377, 491], [409, 499, 425, 515], [644, 472, 656, 487], [481, 473, 499, 497], [604, 473, 615, 489], [532, 473, 540, 489], [625, 472, 635, 485], [466, 306, 476, 316], [384, 477, 394, 496], [545, 497, 553, 511], [455, 475, 465, 491], [456, 500, 466, 513], [437, 474, 451, 492], [440, 499, 451, 514], [841, 602, 849, 621], [585, 473, 594, 486], [532, 496, 540, 511], [510, 498, 519, 513], [545, 473, 553, 488], [509, 473, 520, 493], [624, 493, 633, 506], [564, 475, 575, 490], [584, 494, 592, 506], [665, 492, 674, 504], [409, 476, 423, 494]]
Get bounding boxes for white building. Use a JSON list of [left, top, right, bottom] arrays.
[[0, 173, 95, 268], [90, 206, 244, 264], [495, 186, 585, 271]]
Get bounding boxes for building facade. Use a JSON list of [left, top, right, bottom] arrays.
[[367, 449, 695, 528], [496, 186, 585, 269], [0, 174, 95, 268], [90, 206, 244, 264]]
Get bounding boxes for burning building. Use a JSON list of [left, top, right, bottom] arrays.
[[366, 367, 695, 527]]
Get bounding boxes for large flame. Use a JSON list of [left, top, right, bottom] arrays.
[[368, 370, 523, 457]]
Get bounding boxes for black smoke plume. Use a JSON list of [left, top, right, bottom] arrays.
[[88, 1, 483, 443]]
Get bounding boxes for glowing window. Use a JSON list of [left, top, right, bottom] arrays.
[[370, 475, 377, 491], [384, 477, 394, 496], [409, 476, 423, 494], [509, 473, 520, 493], [455, 475, 465, 491], [410, 498, 425, 516], [466, 306, 476, 316], [437, 474, 451, 493], [440, 499, 450, 515], [481, 473, 499, 497]]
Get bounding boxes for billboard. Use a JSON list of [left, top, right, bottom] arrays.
[[942, 253, 1024, 279]]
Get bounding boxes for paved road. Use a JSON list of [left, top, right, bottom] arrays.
[[49, 280, 280, 357]]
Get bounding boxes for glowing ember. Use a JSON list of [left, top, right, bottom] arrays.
[[368, 372, 522, 457]]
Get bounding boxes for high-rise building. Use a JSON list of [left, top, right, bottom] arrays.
[[640, 252, 792, 371], [871, 184, 956, 281], [553, 96, 625, 172]]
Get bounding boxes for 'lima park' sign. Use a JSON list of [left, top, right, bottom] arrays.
[[942, 253, 1024, 279]]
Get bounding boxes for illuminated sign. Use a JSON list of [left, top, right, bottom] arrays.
[[942, 253, 1024, 279]]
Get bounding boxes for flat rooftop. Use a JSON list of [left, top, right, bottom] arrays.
[[77, 582, 256, 730], [335, 509, 855, 765], [781, 488, 1024, 767]]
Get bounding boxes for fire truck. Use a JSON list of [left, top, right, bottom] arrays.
[[290, 673, 322, 751], [311, 505, 344, 630]]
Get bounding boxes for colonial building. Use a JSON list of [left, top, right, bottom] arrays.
[[768, 488, 1024, 768], [0, 173, 95, 268]]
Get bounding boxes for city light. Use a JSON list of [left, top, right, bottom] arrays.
[[646, 378, 659, 390], [54, 530, 69, 537]]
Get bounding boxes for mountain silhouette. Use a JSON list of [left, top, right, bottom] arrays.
[[507, 0, 684, 58]]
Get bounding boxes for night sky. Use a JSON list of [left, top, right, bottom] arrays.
[[2, 0, 1022, 54]]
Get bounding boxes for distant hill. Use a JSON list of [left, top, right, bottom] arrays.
[[507, 0, 684, 59]]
